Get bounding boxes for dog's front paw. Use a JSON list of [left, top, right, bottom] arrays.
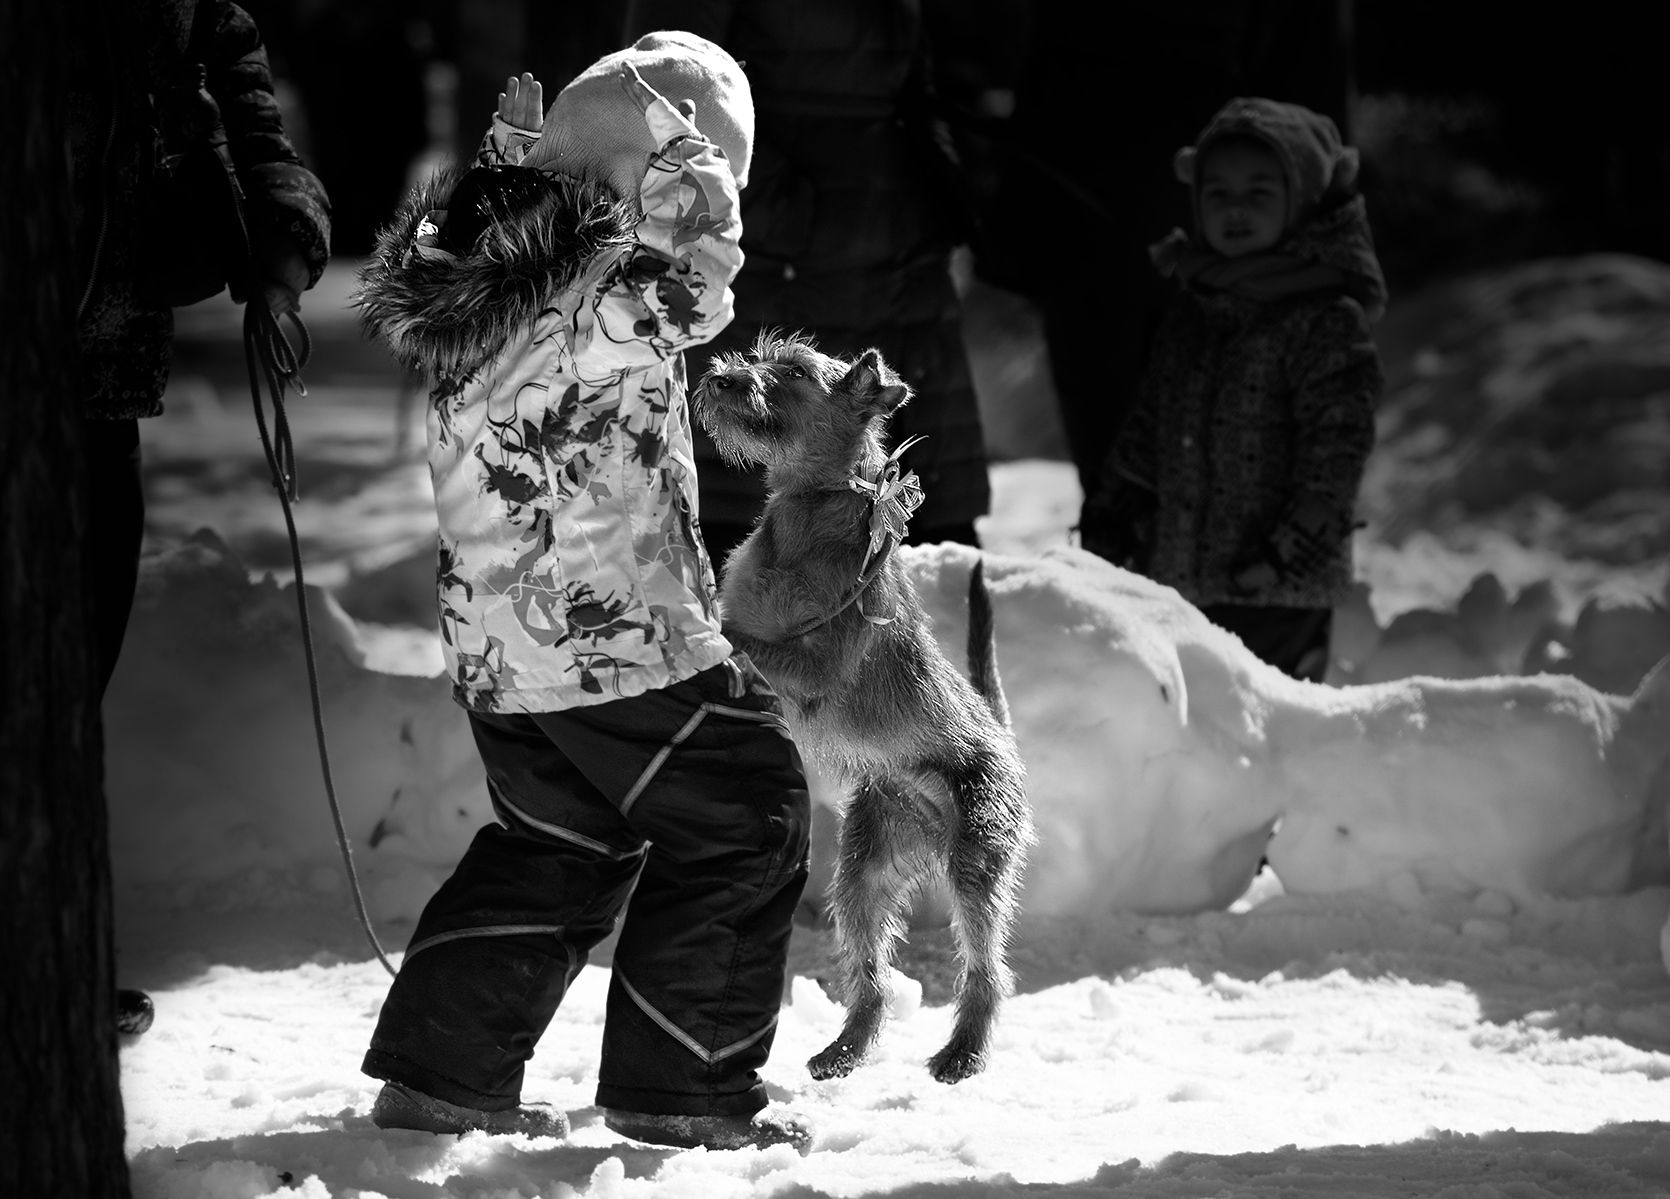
[[807, 1039, 868, 1080], [927, 1044, 987, 1084]]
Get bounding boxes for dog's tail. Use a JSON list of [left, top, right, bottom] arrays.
[[966, 556, 1011, 728]]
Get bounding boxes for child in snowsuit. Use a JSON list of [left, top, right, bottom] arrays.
[[1079, 97, 1386, 682], [354, 33, 812, 1152]]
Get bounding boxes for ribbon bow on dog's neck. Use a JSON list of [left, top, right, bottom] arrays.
[[778, 434, 927, 639], [849, 434, 926, 578]]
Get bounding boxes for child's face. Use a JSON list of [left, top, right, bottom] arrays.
[[1197, 140, 1287, 258]]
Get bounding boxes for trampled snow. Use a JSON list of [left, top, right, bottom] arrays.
[[108, 257, 1670, 1197]]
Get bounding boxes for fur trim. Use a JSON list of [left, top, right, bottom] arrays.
[[354, 165, 637, 379]]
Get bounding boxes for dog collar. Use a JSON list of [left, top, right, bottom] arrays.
[[778, 435, 927, 638], [848, 434, 927, 570]]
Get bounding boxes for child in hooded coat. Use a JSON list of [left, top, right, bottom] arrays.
[[352, 35, 812, 1152], [1079, 97, 1387, 681]]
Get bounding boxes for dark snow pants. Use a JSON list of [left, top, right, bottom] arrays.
[[362, 655, 811, 1118]]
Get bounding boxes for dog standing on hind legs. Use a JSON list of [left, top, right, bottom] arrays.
[[692, 332, 1035, 1084]]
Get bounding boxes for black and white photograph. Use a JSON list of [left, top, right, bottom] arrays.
[[5, 2, 1670, 1195]]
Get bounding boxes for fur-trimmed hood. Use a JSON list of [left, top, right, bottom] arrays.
[[354, 164, 637, 379]]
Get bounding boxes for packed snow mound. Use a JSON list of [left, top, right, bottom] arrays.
[[104, 533, 1670, 935], [1365, 253, 1670, 564], [903, 542, 1270, 916], [103, 530, 489, 920], [901, 542, 1670, 911]]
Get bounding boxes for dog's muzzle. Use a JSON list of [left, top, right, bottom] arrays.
[[693, 369, 779, 466], [695, 368, 772, 421]]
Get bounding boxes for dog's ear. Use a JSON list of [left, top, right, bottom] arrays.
[[840, 348, 913, 416]]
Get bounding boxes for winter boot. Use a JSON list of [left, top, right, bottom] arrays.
[[370, 1082, 569, 1137], [603, 1107, 813, 1153], [117, 989, 154, 1036]]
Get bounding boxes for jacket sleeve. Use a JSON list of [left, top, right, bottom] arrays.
[[1266, 298, 1383, 576], [199, 1, 331, 287], [475, 115, 541, 168], [574, 98, 743, 376]]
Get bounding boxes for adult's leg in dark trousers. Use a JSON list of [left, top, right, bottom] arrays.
[[1046, 244, 1164, 496], [363, 710, 649, 1111], [81, 417, 156, 1035], [80, 417, 144, 697], [556, 661, 809, 1118]]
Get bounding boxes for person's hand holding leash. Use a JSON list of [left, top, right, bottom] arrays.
[[254, 239, 311, 316]]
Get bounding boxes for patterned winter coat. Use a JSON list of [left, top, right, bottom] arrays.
[[1085, 194, 1386, 611], [71, 0, 330, 420], [356, 99, 743, 714], [622, 0, 990, 544]]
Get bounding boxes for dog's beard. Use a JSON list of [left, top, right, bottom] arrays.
[[706, 422, 774, 469], [694, 390, 778, 468]]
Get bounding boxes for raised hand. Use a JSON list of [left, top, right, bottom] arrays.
[[497, 72, 544, 131]]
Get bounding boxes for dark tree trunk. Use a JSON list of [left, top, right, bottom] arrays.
[[0, 1, 132, 1194]]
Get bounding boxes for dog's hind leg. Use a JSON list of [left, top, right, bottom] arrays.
[[808, 776, 936, 1080], [921, 756, 1032, 1084]]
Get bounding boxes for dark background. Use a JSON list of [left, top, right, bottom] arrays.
[[242, 1, 1670, 292]]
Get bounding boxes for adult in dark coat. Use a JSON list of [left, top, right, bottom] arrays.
[[68, 0, 330, 1029], [73, 0, 331, 678], [620, 0, 991, 570]]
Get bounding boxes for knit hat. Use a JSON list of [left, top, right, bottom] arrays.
[[1173, 98, 1358, 234], [524, 30, 753, 194]]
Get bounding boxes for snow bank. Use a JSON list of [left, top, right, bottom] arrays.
[[105, 534, 1670, 949], [904, 542, 1670, 913], [104, 530, 488, 923]]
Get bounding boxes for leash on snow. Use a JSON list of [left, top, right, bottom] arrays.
[[242, 300, 400, 980]]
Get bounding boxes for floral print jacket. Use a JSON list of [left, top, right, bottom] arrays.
[[356, 98, 743, 712]]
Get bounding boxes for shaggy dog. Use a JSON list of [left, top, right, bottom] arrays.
[[692, 333, 1034, 1083]]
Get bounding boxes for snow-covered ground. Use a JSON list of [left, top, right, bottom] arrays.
[[112, 257, 1670, 1197]]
